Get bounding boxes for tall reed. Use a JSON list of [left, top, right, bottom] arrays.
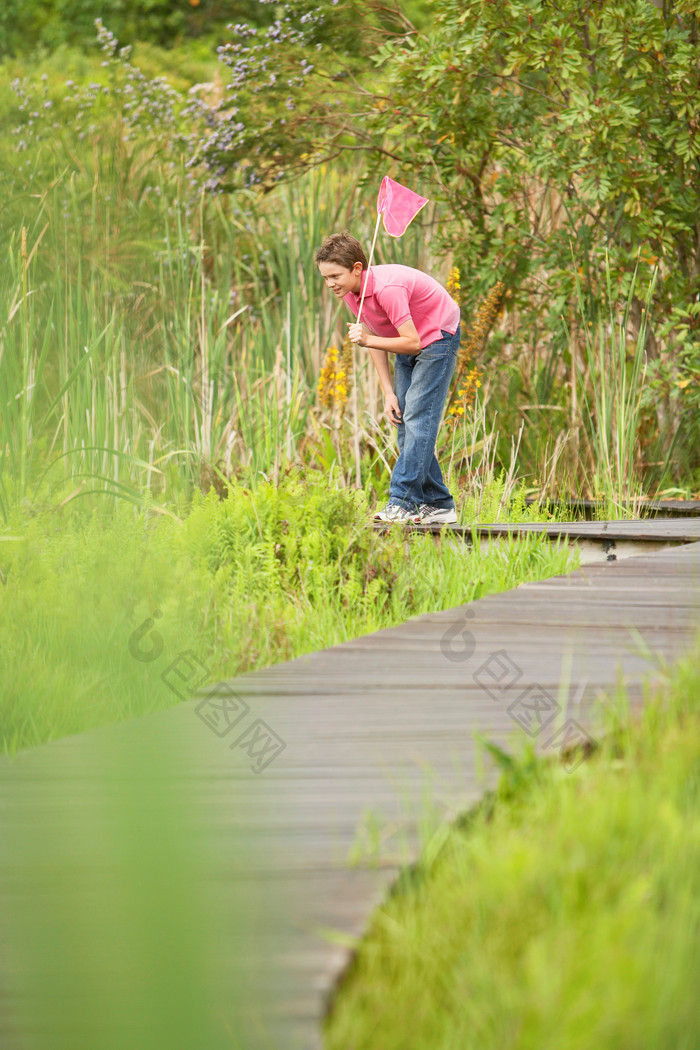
[[573, 260, 657, 506]]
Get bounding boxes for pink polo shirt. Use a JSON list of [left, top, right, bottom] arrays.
[[344, 264, 460, 349]]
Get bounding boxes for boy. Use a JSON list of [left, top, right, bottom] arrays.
[[315, 231, 460, 524]]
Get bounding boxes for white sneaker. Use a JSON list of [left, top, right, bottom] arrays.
[[374, 503, 421, 524], [416, 503, 458, 524]]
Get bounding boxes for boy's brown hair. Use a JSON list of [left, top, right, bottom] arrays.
[[315, 232, 368, 271]]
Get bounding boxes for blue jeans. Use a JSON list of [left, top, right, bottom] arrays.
[[389, 326, 460, 513]]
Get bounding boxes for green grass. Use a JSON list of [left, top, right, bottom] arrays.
[[0, 470, 578, 755], [324, 635, 700, 1050]]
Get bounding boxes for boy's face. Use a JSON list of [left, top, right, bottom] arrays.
[[318, 260, 364, 298]]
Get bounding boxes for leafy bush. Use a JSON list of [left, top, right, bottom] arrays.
[[196, 0, 420, 190]]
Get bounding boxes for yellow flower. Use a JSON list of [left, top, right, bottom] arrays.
[[317, 337, 354, 413], [445, 280, 503, 427], [446, 266, 462, 305]]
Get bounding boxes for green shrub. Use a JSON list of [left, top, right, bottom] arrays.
[[0, 469, 577, 754]]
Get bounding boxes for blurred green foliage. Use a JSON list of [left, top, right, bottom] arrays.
[[0, 0, 262, 56], [0, 0, 428, 57]]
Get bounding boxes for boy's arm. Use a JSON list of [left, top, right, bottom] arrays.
[[367, 347, 393, 396], [348, 319, 421, 356], [365, 346, 402, 424], [366, 347, 403, 428]]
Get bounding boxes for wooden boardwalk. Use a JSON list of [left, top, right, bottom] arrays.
[[386, 517, 700, 564], [523, 497, 700, 518], [378, 516, 700, 544], [1, 523, 700, 1049]]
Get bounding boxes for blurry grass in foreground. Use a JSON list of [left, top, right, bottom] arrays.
[[324, 635, 700, 1050], [0, 715, 259, 1050]]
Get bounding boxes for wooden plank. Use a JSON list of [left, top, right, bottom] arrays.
[[524, 497, 700, 519], [373, 519, 700, 543]]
